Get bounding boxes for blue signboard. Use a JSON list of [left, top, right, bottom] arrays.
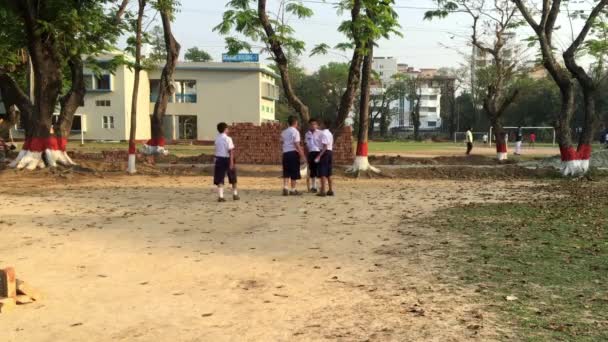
[[222, 53, 260, 63]]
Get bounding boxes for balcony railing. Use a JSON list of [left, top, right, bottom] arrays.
[[150, 94, 197, 103]]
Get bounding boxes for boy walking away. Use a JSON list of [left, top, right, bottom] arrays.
[[305, 118, 321, 193], [515, 126, 523, 155], [214, 122, 239, 202], [315, 119, 334, 197], [465, 127, 473, 155], [281, 115, 306, 196]]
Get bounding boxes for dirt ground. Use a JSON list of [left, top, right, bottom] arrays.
[[0, 173, 542, 341]]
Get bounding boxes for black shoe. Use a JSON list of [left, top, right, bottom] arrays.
[[218, 197, 226, 202], [233, 194, 240, 201], [327, 190, 334, 196], [316, 192, 327, 197], [290, 190, 303, 196], [282, 189, 289, 196], [310, 188, 318, 193]]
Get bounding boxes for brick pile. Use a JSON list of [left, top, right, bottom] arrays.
[[1, 267, 42, 313], [229, 123, 354, 165]]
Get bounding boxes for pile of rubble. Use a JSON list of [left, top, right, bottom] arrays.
[[0, 267, 41, 313]]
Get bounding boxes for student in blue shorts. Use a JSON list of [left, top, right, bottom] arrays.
[[315, 119, 334, 197], [214, 122, 239, 202]]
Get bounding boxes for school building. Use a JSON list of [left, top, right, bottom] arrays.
[[8, 55, 279, 142]]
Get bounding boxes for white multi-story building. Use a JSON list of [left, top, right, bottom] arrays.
[[372, 58, 450, 131], [372, 57, 399, 85]]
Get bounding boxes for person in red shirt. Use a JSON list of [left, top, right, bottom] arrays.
[[529, 132, 536, 148]]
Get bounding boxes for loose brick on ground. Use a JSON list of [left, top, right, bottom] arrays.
[[0, 267, 17, 298]]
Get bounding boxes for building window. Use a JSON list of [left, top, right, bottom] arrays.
[[262, 82, 279, 100], [427, 121, 437, 127], [96, 100, 111, 107], [85, 74, 112, 91], [102, 115, 115, 129], [96, 75, 111, 90], [174, 80, 197, 103], [150, 79, 160, 102]]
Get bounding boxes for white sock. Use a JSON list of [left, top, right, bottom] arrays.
[[218, 187, 224, 198], [233, 188, 238, 195], [311, 178, 317, 188], [291, 187, 296, 192]]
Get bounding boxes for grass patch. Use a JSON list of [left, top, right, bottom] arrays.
[[435, 182, 608, 341]]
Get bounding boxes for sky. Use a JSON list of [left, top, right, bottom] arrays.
[[147, 0, 592, 73]]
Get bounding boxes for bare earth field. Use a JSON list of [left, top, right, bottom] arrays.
[[0, 174, 543, 341]]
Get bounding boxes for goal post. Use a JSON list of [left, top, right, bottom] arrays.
[[489, 126, 556, 147]]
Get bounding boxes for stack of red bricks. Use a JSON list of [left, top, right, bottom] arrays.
[[229, 122, 354, 165], [0, 267, 42, 313]]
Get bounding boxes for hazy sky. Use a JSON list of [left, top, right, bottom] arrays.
[[154, 0, 590, 72]]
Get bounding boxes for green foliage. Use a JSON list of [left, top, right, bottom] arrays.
[[184, 47, 213, 62], [146, 25, 168, 64], [1, 0, 129, 96], [214, 0, 313, 56]]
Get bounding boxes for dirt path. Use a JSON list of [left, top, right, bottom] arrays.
[[0, 175, 537, 341]]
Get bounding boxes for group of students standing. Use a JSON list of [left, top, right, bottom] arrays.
[[212, 116, 335, 202]]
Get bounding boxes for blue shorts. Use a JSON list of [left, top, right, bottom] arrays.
[[307, 151, 320, 178], [318, 151, 333, 177], [282, 151, 301, 180], [214, 157, 237, 185]]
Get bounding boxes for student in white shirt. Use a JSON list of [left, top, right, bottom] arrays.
[[465, 127, 473, 155], [281, 115, 306, 196], [315, 119, 335, 196], [214, 122, 239, 202], [305, 118, 321, 193]]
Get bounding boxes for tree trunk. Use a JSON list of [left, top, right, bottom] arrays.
[[491, 119, 507, 160], [348, 40, 379, 175], [332, 0, 363, 140], [128, 0, 146, 173], [380, 109, 388, 137], [257, 0, 309, 125], [412, 95, 421, 141], [145, 7, 180, 156]]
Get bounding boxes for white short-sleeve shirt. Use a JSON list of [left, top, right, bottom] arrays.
[[305, 129, 321, 152], [281, 126, 301, 153], [215, 133, 235, 158], [318, 129, 334, 151]]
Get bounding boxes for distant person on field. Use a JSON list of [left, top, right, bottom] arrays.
[[315, 119, 334, 197], [465, 127, 473, 155], [305, 118, 321, 193], [515, 126, 524, 155], [482, 133, 488, 145], [214, 122, 239, 202], [605, 131, 608, 149], [281, 115, 306, 196], [529, 132, 536, 148]]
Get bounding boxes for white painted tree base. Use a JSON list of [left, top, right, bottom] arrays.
[[497, 152, 508, 161], [561, 160, 590, 176], [127, 154, 137, 174], [346, 156, 380, 174], [140, 144, 169, 156], [10, 151, 44, 170], [45, 149, 76, 168], [10, 149, 76, 170]]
